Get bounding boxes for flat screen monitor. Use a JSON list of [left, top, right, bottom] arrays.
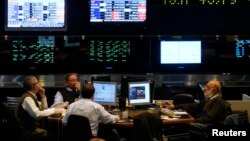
[[92, 81, 117, 106], [90, 0, 147, 23], [86, 37, 150, 65], [120, 76, 146, 98], [11, 36, 55, 64], [5, 0, 66, 31], [235, 39, 250, 58], [160, 41, 202, 64], [128, 81, 151, 106]]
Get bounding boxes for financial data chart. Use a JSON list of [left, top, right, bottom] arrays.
[[235, 39, 250, 58], [89, 39, 131, 62], [7, 0, 65, 28], [162, 0, 249, 6], [90, 0, 146, 22], [11, 36, 55, 64]]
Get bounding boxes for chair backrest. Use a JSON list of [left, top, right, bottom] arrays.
[[224, 110, 249, 125], [242, 94, 250, 101], [224, 114, 242, 125], [66, 115, 92, 141], [6, 96, 20, 112], [232, 110, 249, 124], [133, 112, 162, 141], [173, 94, 195, 105]]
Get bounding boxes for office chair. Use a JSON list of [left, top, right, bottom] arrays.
[[225, 110, 249, 125], [66, 115, 123, 141], [242, 94, 250, 101], [233, 110, 249, 124], [65, 115, 93, 141], [133, 112, 162, 141], [0, 99, 22, 141], [173, 94, 195, 105]]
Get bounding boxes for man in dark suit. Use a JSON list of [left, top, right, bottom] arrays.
[[166, 79, 232, 141]]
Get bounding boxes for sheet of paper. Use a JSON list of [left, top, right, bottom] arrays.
[[174, 111, 188, 115], [161, 115, 178, 120]]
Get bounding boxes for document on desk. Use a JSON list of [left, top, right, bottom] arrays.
[[161, 115, 179, 120], [174, 111, 189, 118], [161, 112, 189, 119], [173, 111, 188, 115]]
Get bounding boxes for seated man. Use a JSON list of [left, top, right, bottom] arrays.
[[15, 76, 64, 141], [165, 79, 232, 141], [53, 73, 81, 105], [62, 83, 120, 138]]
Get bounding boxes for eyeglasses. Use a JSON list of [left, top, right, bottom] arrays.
[[33, 82, 41, 85], [67, 79, 78, 82]]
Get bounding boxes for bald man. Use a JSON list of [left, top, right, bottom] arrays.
[[166, 79, 232, 141]]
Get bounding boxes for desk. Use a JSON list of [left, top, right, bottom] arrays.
[[114, 110, 194, 128], [48, 115, 63, 122], [48, 110, 194, 127], [47, 111, 194, 141]]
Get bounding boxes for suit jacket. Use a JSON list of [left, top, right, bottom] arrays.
[[176, 95, 232, 124]]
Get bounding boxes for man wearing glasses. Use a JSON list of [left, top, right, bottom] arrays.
[[53, 73, 81, 105], [15, 76, 64, 141], [165, 79, 232, 141]]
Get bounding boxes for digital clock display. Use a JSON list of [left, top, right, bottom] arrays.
[[163, 0, 249, 6]]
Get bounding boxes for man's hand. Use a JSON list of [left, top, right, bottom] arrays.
[[38, 88, 45, 97], [75, 82, 81, 91]]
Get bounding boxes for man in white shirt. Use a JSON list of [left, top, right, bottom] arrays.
[[15, 76, 63, 141], [62, 83, 120, 137]]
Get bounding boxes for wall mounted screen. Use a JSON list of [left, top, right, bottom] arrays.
[[235, 39, 250, 58], [160, 41, 202, 64], [88, 39, 131, 62], [11, 36, 55, 64], [90, 0, 146, 23], [128, 81, 151, 106], [6, 0, 66, 31], [87, 37, 150, 64], [92, 81, 117, 106]]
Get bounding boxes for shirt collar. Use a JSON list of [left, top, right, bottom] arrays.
[[209, 94, 220, 100], [27, 91, 37, 99], [66, 87, 78, 94], [66, 87, 74, 92]]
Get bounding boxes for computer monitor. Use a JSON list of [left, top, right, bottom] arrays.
[[235, 39, 250, 58], [128, 81, 151, 106], [90, 0, 147, 23], [11, 36, 55, 64], [5, 0, 67, 31], [92, 81, 117, 106], [160, 41, 202, 64], [120, 76, 146, 98]]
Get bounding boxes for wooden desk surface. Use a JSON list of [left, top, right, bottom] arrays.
[[114, 111, 194, 128], [48, 115, 63, 122], [48, 110, 194, 128]]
